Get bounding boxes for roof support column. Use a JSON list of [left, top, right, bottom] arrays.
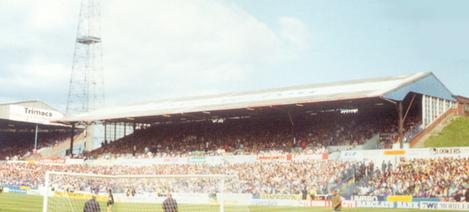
[[104, 122, 107, 144], [287, 111, 296, 147], [397, 101, 404, 149], [133, 122, 136, 141], [132, 122, 137, 157], [34, 124, 38, 153], [113, 123, 117, 141], [123, 122, 127, 137], [69, 123, 75, 157], [403, 94, 417, 122], [384, 95, 417, 149]]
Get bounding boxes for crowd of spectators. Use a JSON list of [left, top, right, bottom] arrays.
[[88, 111, 421, 158], [0, 160, 350, 197], [1, 157, 468, 202], [377, 116, 422, 148], [0, 130, 71, 160], [353, 158, 469, 201]]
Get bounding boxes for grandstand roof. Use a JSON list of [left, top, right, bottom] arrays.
[[0, 100, 66, 127], [59, 72, 454, 123]]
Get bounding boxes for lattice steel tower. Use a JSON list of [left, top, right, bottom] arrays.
[[66, 0, 104, 115]]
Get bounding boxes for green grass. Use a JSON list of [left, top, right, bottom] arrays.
[[0, 192, 457, 212], [425, 116, 469, 147]]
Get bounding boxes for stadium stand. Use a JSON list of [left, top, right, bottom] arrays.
[[2, 72, 468, 211], [0, 131, 70, 160], [86, 110, 421, 158], [55, 72, 455, 157], [0, 101, 73, 160]]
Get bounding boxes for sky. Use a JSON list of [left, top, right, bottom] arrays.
[[1, 0, 468, 111]]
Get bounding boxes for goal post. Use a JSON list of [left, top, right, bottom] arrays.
[[42, 171, 231, 212]]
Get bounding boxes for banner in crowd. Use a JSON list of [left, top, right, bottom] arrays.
[[259, 193, 301, 200], [251, 199, 355, 208], [383, 150, 406, 156], [340, 147, 469, 161], [40, 157, 66, 164], [412, 197, 440, 202], [188, 156, 208, 163], [420, 201, 469, 210], [79, 153, 326, 166], [386, 195, 413, 202], [250, 199, 330, 207], [355, 201, 469, 210], [256, 155, 288, 161], [223, 155, 256, 163], [292, 153, 327, 161], [65, 158, 84, 165], [3, 185, 30, 194], [54, 191, 107, 201], [352, 195, 384, 202], [355, 201, 422, 209]]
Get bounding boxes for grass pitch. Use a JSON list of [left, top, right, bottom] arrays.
[[425, 116, 469, 147], [0, 192, 457, 212]]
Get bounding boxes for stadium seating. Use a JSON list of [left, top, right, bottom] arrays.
[[0, 131, 70, 160], [87, 111, 421, 158]]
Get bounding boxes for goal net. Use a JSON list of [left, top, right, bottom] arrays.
[[42, 171, 244, 212]]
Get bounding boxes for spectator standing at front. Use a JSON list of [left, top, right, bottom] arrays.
[[465, 188, 469, 202]]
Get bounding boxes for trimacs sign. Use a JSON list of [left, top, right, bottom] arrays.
[[8, 105, 64, 125]]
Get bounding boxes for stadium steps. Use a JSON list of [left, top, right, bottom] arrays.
[[327, 134, 380, 153], [30, 132, 86, 158], [361, 134, 380, 149], [411, 108, 458, 148]]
